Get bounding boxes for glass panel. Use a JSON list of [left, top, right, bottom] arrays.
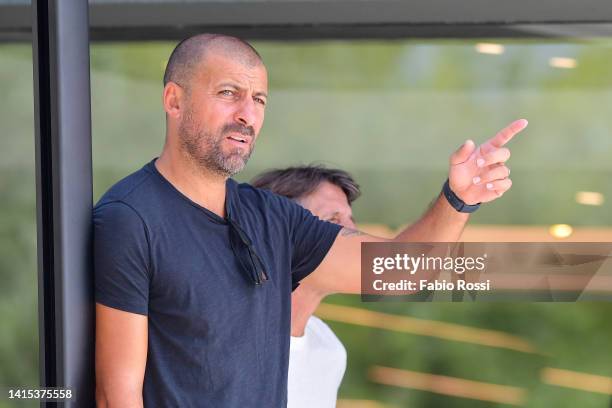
[[91, 36, 612, 407], [0, 43, 39, 408]]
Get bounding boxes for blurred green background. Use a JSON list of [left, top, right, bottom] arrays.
[[2, 38, 612, 407]]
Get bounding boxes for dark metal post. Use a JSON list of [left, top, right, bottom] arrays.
[[32, 0, 94, 406]]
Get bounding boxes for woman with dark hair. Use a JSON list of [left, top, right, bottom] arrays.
[[252, 165, 361, 408]]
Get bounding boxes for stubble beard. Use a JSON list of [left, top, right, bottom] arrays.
[[178, 107, 255, 178]]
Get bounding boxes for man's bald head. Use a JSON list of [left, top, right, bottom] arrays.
[[163, 33, 264, 91]]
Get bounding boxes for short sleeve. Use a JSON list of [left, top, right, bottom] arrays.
[[93, 201, 151, 315], [288, 202, 342, 288]]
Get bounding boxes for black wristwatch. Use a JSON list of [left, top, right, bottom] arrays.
[[442, 179, 480, 213]]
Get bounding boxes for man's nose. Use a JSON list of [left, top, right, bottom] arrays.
[[233, 97, 258, 128]]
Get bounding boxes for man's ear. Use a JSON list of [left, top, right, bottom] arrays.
[[162, 82, 184, 119]]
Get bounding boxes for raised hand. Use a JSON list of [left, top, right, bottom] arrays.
[[448, 119, 528, 205]]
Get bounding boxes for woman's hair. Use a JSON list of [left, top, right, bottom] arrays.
[[251, 165, 360, 204]]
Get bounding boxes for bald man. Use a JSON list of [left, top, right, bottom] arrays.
[[94, 34, 527, 407]]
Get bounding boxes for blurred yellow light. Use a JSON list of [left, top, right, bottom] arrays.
[[549, 57, 577, 69], [475, 43, 505, 55], [369, 366, 526, 405], [549, 224, 573, 239], [575, 191, 604, 206], [542, 368, 612, 395]]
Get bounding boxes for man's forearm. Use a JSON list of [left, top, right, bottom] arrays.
[[311, 120, 528, 295], [393, 193, 469, 242], [308, 192, 469, 295]]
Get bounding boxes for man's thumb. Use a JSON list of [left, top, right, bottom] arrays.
[[450, 139, 476, 165]]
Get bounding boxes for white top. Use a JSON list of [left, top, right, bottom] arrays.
[[287, 316, 347, 408]]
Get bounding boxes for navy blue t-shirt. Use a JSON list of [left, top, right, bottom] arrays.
[[93, 159, 341, 407]]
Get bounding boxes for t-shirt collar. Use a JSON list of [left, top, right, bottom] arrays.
[[147, 158, 239, 225]]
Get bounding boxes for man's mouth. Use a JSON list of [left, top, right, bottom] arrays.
[[228, 135, 247, 143], [226, 134, 250, 145]]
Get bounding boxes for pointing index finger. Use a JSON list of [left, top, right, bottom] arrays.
[[488, 119, 528, 149]]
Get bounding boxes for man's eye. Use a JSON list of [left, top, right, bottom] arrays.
[[254, 97, 266, 106], [220, 90, 234, 96]]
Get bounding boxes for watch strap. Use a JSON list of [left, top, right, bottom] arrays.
[[442, 179, 480, 213]]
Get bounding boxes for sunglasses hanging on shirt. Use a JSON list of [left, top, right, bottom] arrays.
[[227, 216, 269, 285]]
